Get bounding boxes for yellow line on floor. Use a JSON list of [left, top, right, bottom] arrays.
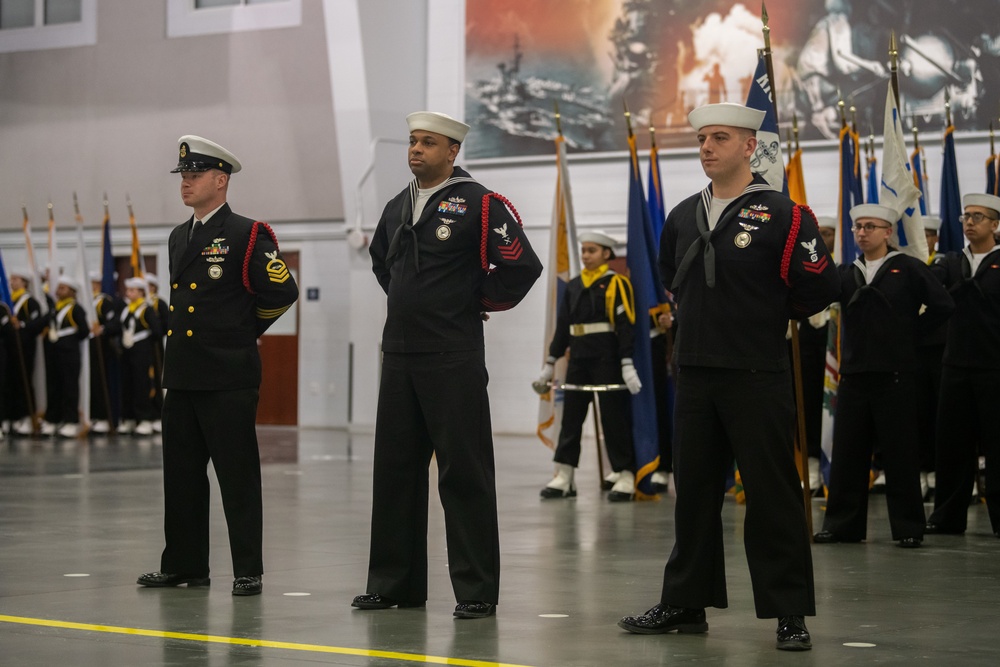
[[0, 614, 536, 667]]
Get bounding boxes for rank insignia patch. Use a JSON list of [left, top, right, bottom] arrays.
[[492, 222, 511, 244], [438, 201, 467, 215], [265, 251, 291, 283], [498, 237, 523, 260], [739, 208, 771, 223], [800, 238, 828, 273]]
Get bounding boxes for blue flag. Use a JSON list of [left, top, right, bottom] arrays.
[[647, 140, 665, 243], [988, 153, 998, 196], [0, 248, 12, 308], [938, 125, 964, 253], [745, 55, 787, 194], [100, 210, 116, 296], [866, 155, 879, 204], [910, 148, 928, 216], [836, 125, 861, 263], [626, 133, 666, 497]]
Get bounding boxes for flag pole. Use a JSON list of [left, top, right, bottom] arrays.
[[11, 205, 39, 434], [889, 31, 901, 111], [76, 192, 113, 430], [763, 1, 813, 528]]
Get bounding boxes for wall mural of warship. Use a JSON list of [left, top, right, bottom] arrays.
[[464, 0, 999, 160]]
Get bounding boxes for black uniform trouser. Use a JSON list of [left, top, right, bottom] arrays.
[[553, 356, 634, 472], [822, 372, 925, 541], [160, 387, 262, 578], [122, 341, 157, 422], [929, 366, 1000, 533], [7, 334, 37, 420], [797, 331, 827, 459], [661, 366, 815, 618], [651, 332, 673, 472], [44, 345, 81, 424], [367, 350, 500, 605], [914, 344, 944, 473], [89, 337, 120, 423]]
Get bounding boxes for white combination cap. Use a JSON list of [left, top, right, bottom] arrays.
[[406, 111, 470, 143], [171, 135, 242, 174], [688, 103, 765, 132]]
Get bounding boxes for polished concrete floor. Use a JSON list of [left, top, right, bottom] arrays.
[[0, 427, 998, 666]]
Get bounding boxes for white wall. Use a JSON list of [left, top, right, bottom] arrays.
[[0, 0, 341, 229]]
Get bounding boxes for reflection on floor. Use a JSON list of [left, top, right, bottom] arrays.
[[0, 426, 997, 666]]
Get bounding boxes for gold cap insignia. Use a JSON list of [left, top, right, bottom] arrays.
[[179, 143, 188, 158]]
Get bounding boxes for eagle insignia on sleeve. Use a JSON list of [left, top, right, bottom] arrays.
[[265, 251, 291, 283]]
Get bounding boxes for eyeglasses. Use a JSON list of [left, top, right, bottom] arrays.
[[960, 212, 999, 225], [852, 223, 891, 232]]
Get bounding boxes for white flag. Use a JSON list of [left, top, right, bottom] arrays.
[[880, 85, 928, 261]]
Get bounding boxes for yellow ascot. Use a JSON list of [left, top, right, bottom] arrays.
[[580, 264, 609, 288]]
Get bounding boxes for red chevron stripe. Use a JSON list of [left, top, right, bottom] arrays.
[[498, 238, 523, 261], [803, 256, 829, 274]]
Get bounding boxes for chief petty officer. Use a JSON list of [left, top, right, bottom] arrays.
[[137, 135, 298, 597]]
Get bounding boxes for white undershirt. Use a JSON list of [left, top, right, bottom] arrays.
[[708, 196, 737, 230], [413, 181, 450, 225], [861, 255, 887, 284], [969, 252, 989, 275]]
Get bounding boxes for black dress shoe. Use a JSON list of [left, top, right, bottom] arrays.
[[453, 601, 496, 618], [924, 522, 964, 535], [776, 616, 811, 651], [351, 593, 425, 610], [896, 537, 922, 549], [607, 491, 634, 503], [232, 576, 262, 596], [617, 604, 708, 634], [540, 486, 576, 499], [813, 531, 861, 544], [136, 571, 210, 588]]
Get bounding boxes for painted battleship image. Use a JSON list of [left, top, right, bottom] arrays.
[[466, 36, 615, 158]]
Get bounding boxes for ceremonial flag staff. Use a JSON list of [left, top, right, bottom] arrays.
[[910, 118, 929, 215], [881, 30, 927, 260], [127, 195, 146, 279], [762, 1, 814, 526], [622, 98, 666, 498], [76, 192, 112, 430]]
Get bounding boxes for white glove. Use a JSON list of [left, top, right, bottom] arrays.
[[621, 363, 642, 395], [532, 363, 555, 395], [122, 322, 135, 350], [538, 363, 554, 384]]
